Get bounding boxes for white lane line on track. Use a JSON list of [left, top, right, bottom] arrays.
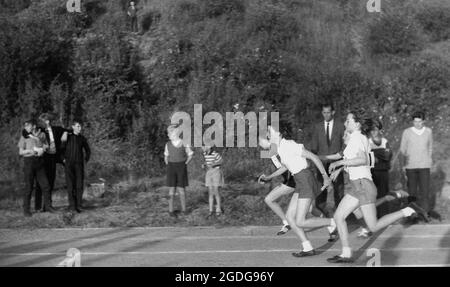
[[2, 247, 450, 256], [1, 234, 450, 242], [1, 224, 449, 231]]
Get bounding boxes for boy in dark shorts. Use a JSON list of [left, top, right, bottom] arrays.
[[164, 124, 193, 217]]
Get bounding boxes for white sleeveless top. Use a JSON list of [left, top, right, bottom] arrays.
[[343, 130, 372, 181]]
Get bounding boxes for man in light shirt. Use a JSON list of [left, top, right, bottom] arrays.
[[400, 111, 439, 221]]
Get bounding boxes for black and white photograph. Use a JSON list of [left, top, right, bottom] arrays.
[[0, 0, 449, 270]]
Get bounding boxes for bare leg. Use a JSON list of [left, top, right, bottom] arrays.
[[334, 194, 360, 255], [360, 204, 405, 233], [179, 187, 186, 212], [286, 193, 308, 243], [296, 198, 333, 228], [168, 187, 175, 212], [264, 184, 294, 223], [208, 187, 214, 212], [213, 186, 221, 213]]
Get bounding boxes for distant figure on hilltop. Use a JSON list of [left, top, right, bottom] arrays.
[[127, 1, 138, 33]]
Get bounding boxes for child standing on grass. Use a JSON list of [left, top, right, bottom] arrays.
[[164, 124, 193, 217], [202, 145, 224, 218]]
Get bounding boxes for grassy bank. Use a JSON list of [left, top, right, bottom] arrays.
[[1, 174, 449, 229]]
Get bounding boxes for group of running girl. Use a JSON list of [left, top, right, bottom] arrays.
[[258, 109, 427, 263]]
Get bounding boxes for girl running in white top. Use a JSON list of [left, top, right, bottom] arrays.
[[327, 110, 427, 263], [260, 124, 337, 257], [258, 137, 296, 235]]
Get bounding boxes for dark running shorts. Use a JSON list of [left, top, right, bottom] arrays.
[[293, 169, 320, 199], [282, 171, 296, 188], [166, 161, 188, 188], [345, 177, 377, 206]]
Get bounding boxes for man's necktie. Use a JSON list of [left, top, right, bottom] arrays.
[[326, 122, 330, 146]]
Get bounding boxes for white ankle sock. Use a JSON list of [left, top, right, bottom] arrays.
[[302, 241, 314, 252], [282, 220, 289, 226], [402, 207, 415, 217], [340, 247, 352, 258], [327, 218, 336, 233]]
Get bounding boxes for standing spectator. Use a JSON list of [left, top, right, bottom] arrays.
[[18, 119, 54, 216], [38, 113, 69, 208], [164, 124, 193, 217], [400, 111, 440, 221], [368, 119, 393, 217], [309, 102, 345, 216], [202, 145, 224, 218], [127, 1, 138, 33], [61, 120, 91, 213]]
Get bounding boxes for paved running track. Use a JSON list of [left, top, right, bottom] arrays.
[[0, 224, 449, 267]]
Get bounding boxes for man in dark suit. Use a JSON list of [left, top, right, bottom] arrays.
[[61, 120, 91, 213], [37, 113, 70, 209], [309, 103, 345, 217]]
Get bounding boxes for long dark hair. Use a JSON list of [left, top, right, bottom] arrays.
[[349, 109, 373, 137]]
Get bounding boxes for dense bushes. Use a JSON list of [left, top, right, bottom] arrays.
[[1, 0, 450, 189], [367, 11, 424, 56], [141, 10, 161, 32], [416, 1, 450, 42]]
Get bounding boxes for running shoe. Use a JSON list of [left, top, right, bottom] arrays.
[[292, 250, 316, 257], [357, 228, 373, 238], [327, 225, 338, 242], [407, 202, 430, 223], [276, 224, 291, 236], [428, 210, 442, 221], [327, 255, 354, 263]]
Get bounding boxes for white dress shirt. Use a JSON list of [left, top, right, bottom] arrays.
[[324, 119, 334, 141]]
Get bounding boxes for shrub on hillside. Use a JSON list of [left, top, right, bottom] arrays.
[[367, 12, 424, 56], [173, 0, 203, 23], [141, 10, 161, 32], [406, 54, 450, 96], [415, 2, 450, 42], [200, 0, 246, 19]]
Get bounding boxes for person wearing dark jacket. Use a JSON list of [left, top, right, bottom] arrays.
[[21, 114, 69, 210], [308, 103, 346, 216], [61, 120, 91, 213], [368, 120, 393, 217], [18, 119, 55, 216], [39, 113, 70, 206], [127, 1, 138, 32]]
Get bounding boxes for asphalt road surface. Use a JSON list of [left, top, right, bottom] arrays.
[[0, 224, 449, 267]]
